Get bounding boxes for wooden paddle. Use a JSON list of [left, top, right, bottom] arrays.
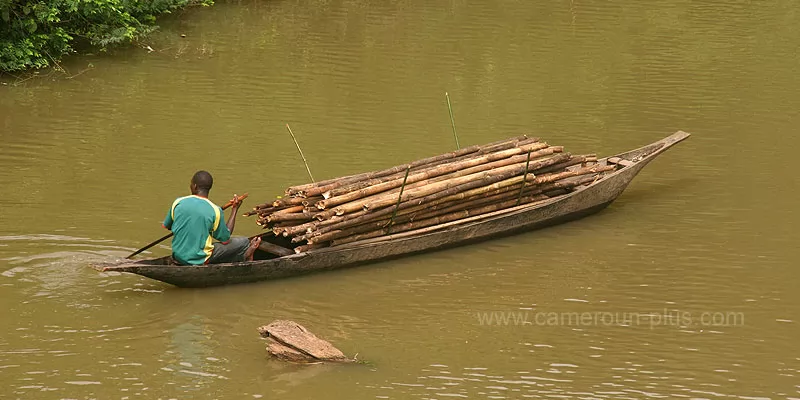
[[125, 193, 249, 259]]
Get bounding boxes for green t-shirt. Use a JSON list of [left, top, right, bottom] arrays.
[[163, 195, 231, 265]]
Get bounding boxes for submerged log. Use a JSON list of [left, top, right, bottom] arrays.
[[257, 320, 351, 363], [266, 340, 313, 363]]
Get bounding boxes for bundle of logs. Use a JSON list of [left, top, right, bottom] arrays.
[[246, 136, 615, 254]]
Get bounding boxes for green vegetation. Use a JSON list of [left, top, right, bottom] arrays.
[[0, 0, 212, 72]]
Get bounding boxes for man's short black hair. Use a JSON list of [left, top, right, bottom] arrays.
[[192, 170, 213, 192]]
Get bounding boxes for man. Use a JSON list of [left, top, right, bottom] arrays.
[[163, 170, 261, 265]]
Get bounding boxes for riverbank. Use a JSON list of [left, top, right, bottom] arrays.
[[0, 0, 213, 73]]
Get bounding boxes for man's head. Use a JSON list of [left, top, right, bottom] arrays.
[[190, 170, 213, 195]]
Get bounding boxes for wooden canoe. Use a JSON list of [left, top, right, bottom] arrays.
[[97, 131, 690, 287]]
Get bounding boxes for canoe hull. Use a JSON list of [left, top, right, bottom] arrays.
[[101, 131, 690, 287]]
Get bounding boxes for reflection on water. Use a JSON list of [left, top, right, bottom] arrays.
[[163, 315, 230, 392], [1, 0, 799, 398], [369, 362, 745, 399]]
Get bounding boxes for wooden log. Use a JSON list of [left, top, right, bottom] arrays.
[[391, 182, 528, 222], [522, 163, 616, 186], [316, 142, 550, 210], [408, 188, 539, 222], [304, 172, 597, 245], [306, 153, 571, 235], [246, 204, 280, 217], [303, 182, 542, 244], [314, 149, 566, 220], [308, 182, 505, 235], [551, 173, 601, 188], [307, 161, 610, 239], [253, 202, 279, 210], [296, 137, 536, 198], [397, 186, 524, 221], [272, 196, 312, 208], [257, 241, 294, 257], [414, 145, 561, 187], [257, 320, 349, 362], [272, 205, 304, 214], [279, 215, 345, 237], [312, 147, 558, 223], [286, 135, 532, 196], [352, 152, 568, 213], [259, 138, 618, 244], [286, 143, 486, 196], [257, 207, 318, 224], [278, 160, 611, 241], [324, 145, 563, 210], [266, 340, 313, 363], [533, 154, 596, 175], [267, 212, 318, 223], [321, 137, 544, 199], [305, 189, 522, 245], [294, 243, 328, 254], [330, 193, 553, 246], [313, 139, 544, 202], [271, 221, 300, 228], [301, 184, 526, 242]]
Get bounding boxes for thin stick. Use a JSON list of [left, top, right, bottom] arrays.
[[516, 151, 532, 206], [286, 124, 315, 183], [445, 92, 460, 149], [387, 166, 411, 234]]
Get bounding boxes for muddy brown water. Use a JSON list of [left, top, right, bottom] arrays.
[[1, 0, 798, 398]]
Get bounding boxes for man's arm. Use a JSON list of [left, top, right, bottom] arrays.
[[163, 206, 174, 231], [224, 194, 243, 235], [226, 202, 240, 235], [211, 195, 243, 242]]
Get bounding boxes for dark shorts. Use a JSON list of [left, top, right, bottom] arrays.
[[207, 237, 250, 264]]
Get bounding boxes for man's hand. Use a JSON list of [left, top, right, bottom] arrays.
[[226, 194, 246, 235], [230, 194, 245, 210]]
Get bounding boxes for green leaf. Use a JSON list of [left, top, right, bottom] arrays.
[[1, 9, 9, 22], [22, 5, 30, 14]]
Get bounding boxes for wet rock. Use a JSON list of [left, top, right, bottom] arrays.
[[258, 320, 350, 363]]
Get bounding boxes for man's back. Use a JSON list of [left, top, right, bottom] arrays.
[[164, 195, 231, 265]]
